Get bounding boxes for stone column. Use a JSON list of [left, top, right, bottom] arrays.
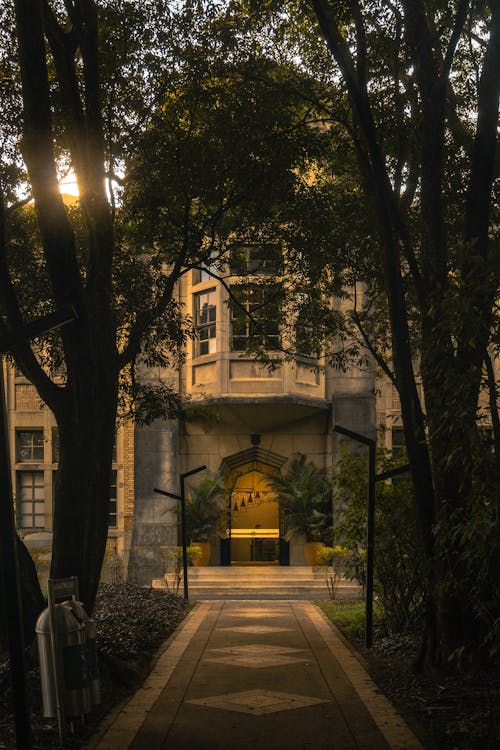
[[127, 420, 179, 585], [331, 369, 376, 530]]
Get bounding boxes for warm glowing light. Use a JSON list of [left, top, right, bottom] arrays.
[[58, 171, 79, 197]]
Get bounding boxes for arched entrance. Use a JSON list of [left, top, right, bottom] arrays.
[[219, 446, 289, 566]]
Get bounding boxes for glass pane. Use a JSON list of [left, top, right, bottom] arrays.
[[199, 303, 209, 324], [231, 337, 247, 351], [16, 430, 44, 461], [19, 473, 32, 491], [232, 317, 246, 336], [20, 508, 32, 526]]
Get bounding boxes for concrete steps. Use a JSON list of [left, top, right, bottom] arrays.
[[152, 566, 362, 600]]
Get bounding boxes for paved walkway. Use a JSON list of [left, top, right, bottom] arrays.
[[92, 601, 424, 750]]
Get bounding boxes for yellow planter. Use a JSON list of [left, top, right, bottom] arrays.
[[192, 541, 211, 566], [304, 541, 324, 565]]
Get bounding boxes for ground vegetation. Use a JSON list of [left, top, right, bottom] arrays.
[[0, 583, 189, 749], [320, 600, 500, 749]]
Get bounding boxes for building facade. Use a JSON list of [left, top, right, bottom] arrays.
[[8, 261, 498, 585], [127, 264, 376, 583]]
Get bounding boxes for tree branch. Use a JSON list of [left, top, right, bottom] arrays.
[[0, 183, 64, 408]]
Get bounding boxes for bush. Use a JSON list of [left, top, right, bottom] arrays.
[[316, 546, 349, 598], [333, 450, 424, 634], [160, 545, 202, 594], [93, 582, 188, 661]]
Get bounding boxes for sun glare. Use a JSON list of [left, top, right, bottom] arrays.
[[58, 172, 80, 197]]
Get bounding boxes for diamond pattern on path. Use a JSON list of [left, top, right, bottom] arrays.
[[208, 644, 304, 657], [204, 653, 307, 668], [187, 689, 330, 716], [220, 625, 292, 634], [223, 609, 288, 618], [205, 643, 308, 667]]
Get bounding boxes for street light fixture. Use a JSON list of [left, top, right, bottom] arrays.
[[154, 464, 206, 600], [333, 424, 410, 648]]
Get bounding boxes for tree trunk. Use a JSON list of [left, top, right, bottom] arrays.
[[311, 0, 499, 673], [51, 368, 119, 613], [16, 536, 46, 643]]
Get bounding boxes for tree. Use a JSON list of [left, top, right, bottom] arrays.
[[276, 0, 499, 671], [1, 0, 328, 638]]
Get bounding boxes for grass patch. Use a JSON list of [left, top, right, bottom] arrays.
[[317, 598, 382, 642]]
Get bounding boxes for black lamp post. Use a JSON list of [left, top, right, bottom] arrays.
[[334, 424, 410, 648], [154, 464, 206, 600]]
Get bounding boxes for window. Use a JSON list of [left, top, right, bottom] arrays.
[[230, 245, 281, 276], [391, 427, 406, 461], [52, 427, 59, 463], [108, 470, 117, 527], [16, 429, 44, 462], [195, 289, 217, 356], [192, 250, 218, 284], [391, 385, 401, 411], [231, 284, 280, 351], [295, 313, 321, 358], [17, 471, 45, 528]]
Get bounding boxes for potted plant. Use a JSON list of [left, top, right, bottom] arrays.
[[184, 475, 226, 565], [268, 454, 332, 564]]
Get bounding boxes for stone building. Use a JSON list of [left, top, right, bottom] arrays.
[[7, 258, 497, 585], [127, 261, 376, 583]]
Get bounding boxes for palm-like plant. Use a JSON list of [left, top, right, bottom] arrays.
[[267, 454, 332, 543], [185, 475, 227, 543]]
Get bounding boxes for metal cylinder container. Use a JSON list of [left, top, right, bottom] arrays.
[[63, 599, 101, 707], [36, 604, 88, 718]]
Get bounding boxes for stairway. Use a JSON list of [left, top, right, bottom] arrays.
[[152, 565, 362, 600]]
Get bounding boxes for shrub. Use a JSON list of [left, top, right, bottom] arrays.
[[160, 545, 202, 594], [333, 450, 424, 634], [316, 546, 349, 598], [93, 582, 188, 661], [267, 454, 332, 542]]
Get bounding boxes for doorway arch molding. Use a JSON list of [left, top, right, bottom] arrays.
[[219, 446, 287, 479]]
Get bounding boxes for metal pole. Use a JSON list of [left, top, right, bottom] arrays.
[[179, 474, 189, 601], [179, 466, 206, 601], [155, 465, 206, 602], [365, 442, 376, 649], [0, 361, 32, 750]]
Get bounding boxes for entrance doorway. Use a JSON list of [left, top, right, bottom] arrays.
[[221, 465, 290, 565], [230, 469, 279, 564]]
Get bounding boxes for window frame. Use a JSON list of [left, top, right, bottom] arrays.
[[16, 429, 44, 463], [194, 288, 217, 357], [108, 469, 118, 528], [230, 284, 281, 352], [17, 470, 45, 529]]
